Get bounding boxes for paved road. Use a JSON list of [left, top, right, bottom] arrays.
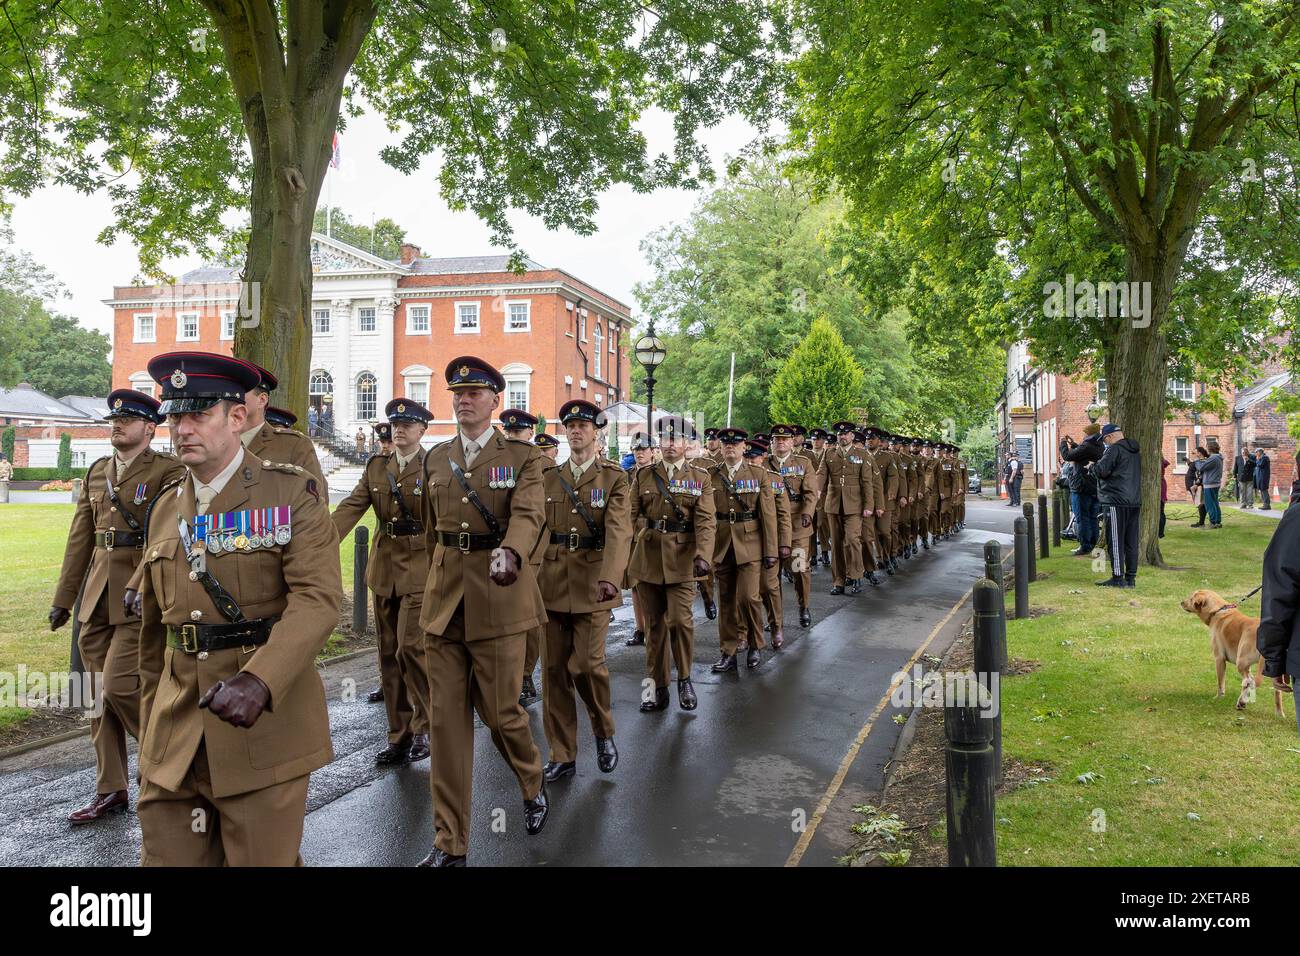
[[0, 498, 1016, 867]]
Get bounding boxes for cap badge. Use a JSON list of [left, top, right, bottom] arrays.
[[113, 398, 123, 409], [397, 404, 405, 413], [459, 365, 470, 377], [570, 406, 579, 415], [170, 369, 187, 388]]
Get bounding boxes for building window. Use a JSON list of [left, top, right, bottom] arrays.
[[609, 325, 617, 354], [134, 314, 156, 343], [1096, 378, 1108, 403], [71, 450, 87, 468], [177, 312, 199, 341], [456, 302, 479, 333], [593, 323, 603, 380], [506, 301, 530, 332], [221, 311, 236, 340], [408, 380, 429, 407], [1168, 379, 1194, 402], [129, 373, 155, 399], [1176, 436, 1189, 468], [356, 372, 377, 422], [579, 310, 587, 341], [407, 305, 430, 335], [358, 307, 376, 333], [506, 378, 529, 412], [313, 308, 331, 335], [309, 370, 333, 398]]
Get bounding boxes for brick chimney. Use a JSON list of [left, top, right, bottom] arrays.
[[399, 242, 423, 265]]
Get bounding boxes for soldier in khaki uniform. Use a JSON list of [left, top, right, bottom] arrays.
[[538, 400, 632, 781], [900, 437, 923, 557], [236, 359, 328, 490], [937, 443, 956, 538], [416, 358, 550, 867], [500, 407, 545, 704], [709, 431, 779, 671], [623, 432, 655, 649], [747, 438, 792, 647], [331, 397, 435, 766], [854, 429, 884, 587], [866, 428, 900, 575], [768, 424, 820, 627], [808, 428, 833, 566], [956, 450, 969, 529], [823, 422, 873, 594], [918, 440, 940, 549], [629, 417, 716, 712], [135, 353, 341, 866], [50, 389, 186, 824], [693, 427, 721, 622], [534, 431, 561, 462]]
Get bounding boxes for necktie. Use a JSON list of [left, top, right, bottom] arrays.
[[464, 441, 478, 468], [572, 463, 584, 483], [196, 485, 216, 517]]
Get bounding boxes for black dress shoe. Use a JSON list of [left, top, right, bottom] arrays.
[[799, 607, 812, 628], [677, 678, 698, 710], [366, 688, 385, 703], [640, 686, 670, 712], [417, 847, 467, 867], [771, 629, 784, 650], [68, 790, 128, 825], [865, 571, 879, 586], [625, 629, 646, 647], [543, 760, 576, 782], [922, 539, 930, 550], [821, 552, 831, 566], [711, 653, 738, 673], [519, 676, 539, 705], [524, 785, 549, 835], [885, 560, 894, 575], [829, 585, 845, 595], [375, 739, 413, 766], [746, 648, 760, 668], [408, 733, 430, 762], [849, 578, 861, 595], [595, 736, 618, 773], [699, 583, 717, 620]]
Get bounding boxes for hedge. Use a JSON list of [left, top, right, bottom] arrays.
[[9, 467, 90, 481]]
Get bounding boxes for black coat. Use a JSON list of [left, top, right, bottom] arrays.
[[1094, 438, 1141, 506], [1060, 435, 1103, 496], [1255, 454, 1271, 489], [1258, 506, 1300, 679]]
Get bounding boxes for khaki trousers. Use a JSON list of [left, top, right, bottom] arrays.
[[523, 624, 543, 686], [374, 590, 431, 740], [829, 512, 864, 585], [425, 605, 544, 857], [716, 550, 764, 656], [543, 611, 615, 762], [78, 600, 141, 794], [138, 742, 308, 866], [635, 581, 695, 688], [759, 556, 783, 634], [788, 536, 814, 609]]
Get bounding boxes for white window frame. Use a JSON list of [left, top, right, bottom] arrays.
[[505, 377, 529, 412], [1096, 378, 1108, 403], [357, 306, 377, 333], [401, 364, 433, 408], [313, 308, 331, 336], [129, 372, 155, 399], [579, 308, 588, 341], [134, 313, 156, 343], [609, 324, 618, 354], [1175, 436, 1189, 471], [355, 372, 378, 422], [455, 301, 480, 334], [407, 304, 431, 336], [220, 310, 236, 340], [71, 450, 87, 468], [593, 322, 604, 380], [505, 300, 531, 333], [177, 311, 200, 342], [407, 380, 429, 407], [1168, 379, 1194, 402]]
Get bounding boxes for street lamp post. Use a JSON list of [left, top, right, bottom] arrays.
[[634, 322, 667, 441]]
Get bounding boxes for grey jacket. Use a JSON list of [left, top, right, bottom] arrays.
[[1195, 453, 1223, 489]]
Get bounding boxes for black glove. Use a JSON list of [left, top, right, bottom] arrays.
[[48, 606, 70, 630], [693, 557, 711, 577], [123, 588, 142, 619]]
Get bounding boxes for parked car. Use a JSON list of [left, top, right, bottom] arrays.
[[967, 472, 983, 494]]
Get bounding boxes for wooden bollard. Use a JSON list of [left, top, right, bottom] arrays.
[[983, 540, 1002, 585], [353, 525, 369, 636], [973, 579, 1006, 780], [944, 695, 997, 866], [1013, 517, 1030, 619]]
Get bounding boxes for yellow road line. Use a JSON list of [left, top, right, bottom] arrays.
[[784, 587, 975, 867]]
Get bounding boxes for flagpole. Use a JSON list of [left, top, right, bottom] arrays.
[[726, 352, 735, 427], [327, 167, 333, 238]]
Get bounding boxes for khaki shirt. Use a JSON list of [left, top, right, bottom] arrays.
[[629, 459, 716, 585], [768, 452, 820, 538], [53, 449, 186, 625], [539, 457, 633, 614], [821, 445, 873, 516], [137, 456, 341, 798], [707, 459, 778, 565], [332, 449, 431, 597]]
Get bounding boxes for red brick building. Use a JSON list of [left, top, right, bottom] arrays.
[[106, 234, 634, 440], [995, 343, 1296, 502]]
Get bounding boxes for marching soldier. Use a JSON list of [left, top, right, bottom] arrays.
[[538, 400, 632, 781], [808, 428, 833, 566], [331, 398, 435, 766], [938, 443, 956, 538], [695, 428, 721, 622], [768, 424, 820, 627], [417, 357, 550, 866], [867, 428, 901, 575], [702, 428, 722, 463], [823, 422, 872, 594], [629, 417, 716, 711], [50, 389, 186, 824], [375, 422, 394, 457], [499, 408, 545, 704], [624, 432, 655, 648], [902, 437, 923, 557], [534, 432, 561, 462], [749, 437, 792, 646], [956, 448, 969, 530], [708, 429, 778, 672], [135, 353, 341, 865], [235, 359, 328, 490], [920, 440, 940, 549], [855, 429, 883, 587], [265, 406, 296, 429]]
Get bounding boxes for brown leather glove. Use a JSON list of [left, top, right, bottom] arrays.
[[199, 671, 272, 728], [763, 556, 778, 569], [490, 547, 521, 587], [693, 557, 711, 577], [48, 606, 70, 631], [778, 546, 791, 560], [800, 514, 811, 528], [596, 580, 619, 602]]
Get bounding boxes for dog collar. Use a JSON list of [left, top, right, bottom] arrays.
[[1209, 603, 1238, 618]]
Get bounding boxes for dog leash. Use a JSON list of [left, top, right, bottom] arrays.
[[1236, 584, 1263, 604]]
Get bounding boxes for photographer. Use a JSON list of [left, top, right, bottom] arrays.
[[1060, 423, 1103, 557], [1093, 423, 1141, 587], [1193, 440, 1224, 529]]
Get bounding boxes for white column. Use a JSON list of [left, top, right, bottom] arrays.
[[332, 298, 353, 433], [377, 295, 397, 406]]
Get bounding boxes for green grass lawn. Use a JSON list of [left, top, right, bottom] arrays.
[[0, 504, 369, 729], [997, 503, 1299, 865]]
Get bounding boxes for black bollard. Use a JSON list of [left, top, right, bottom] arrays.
[[983, 540, 1002, 585], [1013, 517, 1030, 619], [1051, 494, 1062, 548], [1037, 494, 1049, 558], [353, 526, 369, 635], [973, 579, 1006, 781], [944, 695, 997, 867], [1021, 502, 1036, 581]]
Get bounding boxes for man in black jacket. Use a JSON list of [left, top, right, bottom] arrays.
[[1093, 423, 1141, 587], [1255, 448, 1272, 510], [1239, 450, 1256, 508], [1257, 506, 1298, 733], [1060, 424, 1104, 557]]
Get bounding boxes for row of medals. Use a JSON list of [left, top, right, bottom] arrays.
[[204, 526, 291, 554]]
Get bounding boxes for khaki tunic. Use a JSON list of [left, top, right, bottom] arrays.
[[245, 421, 328, 492]]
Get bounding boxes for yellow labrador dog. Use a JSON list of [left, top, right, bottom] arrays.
[[1180, 589, 1284, 716]]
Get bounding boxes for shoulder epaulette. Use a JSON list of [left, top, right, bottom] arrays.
[[87, 455, 111, 476], [262, 460, 303, 474], [270, 425, 311, 441], [365, 452, 389, 467]]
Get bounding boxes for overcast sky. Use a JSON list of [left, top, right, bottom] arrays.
[[8, 106, 765, 346]]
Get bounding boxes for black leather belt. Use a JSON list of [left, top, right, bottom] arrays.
[[438, 531, 505, 552], [787, 492, 804, 503], [550, 531, 603, 551], [384, 519, 423, 537], [167, 618, 274, 654], [716, 510, 758, 523], [95, 530, 144, 551], [643, 518, 694, 533]]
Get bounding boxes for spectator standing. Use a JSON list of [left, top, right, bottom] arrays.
[[1188, 447, 1207, 525], [1255, 448, 1272, 511], [308, 405, 320, 437], [355, 427, 366, 455], [1093, 422, 1141, 587], [1256, 505, 1299, 735], [1159, 457, 1169, 538], [1194, 441, 1224, 529], [1240, 448, 1257, 508], [1060, 423, 1104, 557], [1005, 452, 1023, 506], [1233, 449, 1249, 506]]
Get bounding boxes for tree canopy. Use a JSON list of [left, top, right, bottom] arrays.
[[311, 208, 408, 260]]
